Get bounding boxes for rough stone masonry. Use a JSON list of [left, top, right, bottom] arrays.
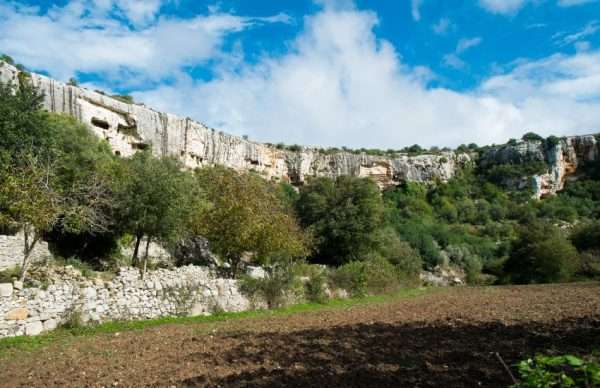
[[0, 266, 251, 338]]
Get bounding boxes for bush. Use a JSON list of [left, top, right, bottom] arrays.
[[329, 256, 404, 297], [514, 354, 600, 388], [503, 222, 580, 284], [579, 250, 600, 278], [239, 264, 300, 308], [0, 266, 20, 283], [304, 272, 328, 304]]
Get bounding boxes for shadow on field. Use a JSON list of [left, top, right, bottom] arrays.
[[179, 317, 600, 388]]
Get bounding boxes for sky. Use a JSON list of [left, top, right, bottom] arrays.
[[1, 0, 600, 149]]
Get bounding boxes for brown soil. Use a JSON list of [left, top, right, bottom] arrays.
[[2, 283, 600, 387]]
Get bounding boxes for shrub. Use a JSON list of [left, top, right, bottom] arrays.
[[239, 264, 299, 308], [521, 132, 544, 142], [0, 266, 20, 283], [329, 261, 367, 296], [579, 250, 600, 278], [513, 354, 600, 388], [329, 256, 403, 297], [304, 272, 328, 304], [503, 222, 580, 284]]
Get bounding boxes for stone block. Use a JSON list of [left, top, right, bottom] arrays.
[[5, 307, 28, 320], [12, 280, 23, 290], [25, 321, 43, 336], [43, 319, 58, 331], [0, 283, 13, 297]]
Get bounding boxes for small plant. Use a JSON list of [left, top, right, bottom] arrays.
[[0, 266, 20, 283], [239, 264, 299, 308], [61, 309, 84, 330], [304, 272, 328, 303], [513, 354, 600, 387]]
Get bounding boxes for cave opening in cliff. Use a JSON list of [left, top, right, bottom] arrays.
[[91, 117, 110, 130]]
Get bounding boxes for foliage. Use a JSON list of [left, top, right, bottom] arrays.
[[503, 222, 580, 284], [329, 256, 405, 297], [193, 166, 310, 276], [0, 266, 20, 283], [239, 264, 300, 308], [1, 54, 15, 65], [513, 354, 600, 388], [113, 152, 199, 272], [521, 132, 544, 142], [111, 94, 134, 104], [296, 176, 384, 265]]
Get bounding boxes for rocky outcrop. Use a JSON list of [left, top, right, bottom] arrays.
[[0, 62, 468, 187], [480, 135, 599, 198]]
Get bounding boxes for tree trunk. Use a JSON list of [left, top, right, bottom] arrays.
[[132, 234, 143, 267], [141, 237, 151, 279], [19, 227, 39, 282]]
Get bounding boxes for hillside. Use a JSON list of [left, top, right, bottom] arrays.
[[1, 60, 598, 198]]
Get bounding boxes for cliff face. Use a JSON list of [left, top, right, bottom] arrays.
[[480, 135, 599, 198], [0, 62, 468, 187]]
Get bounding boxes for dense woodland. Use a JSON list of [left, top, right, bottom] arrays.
[[0, 77, 599, 298]]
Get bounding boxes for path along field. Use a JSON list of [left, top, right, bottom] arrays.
[[1, 283, 599, 387]]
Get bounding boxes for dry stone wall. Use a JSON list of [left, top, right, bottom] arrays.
[[0, 233, 50, 271], [0, 266, 250, 338]]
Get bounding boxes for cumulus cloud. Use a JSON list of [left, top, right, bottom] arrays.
[[3, 0, 600, 149], [0, 0, 290, 84], [134, 7, 600, 149]]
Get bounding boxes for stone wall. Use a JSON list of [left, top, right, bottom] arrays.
[[0, 233, 50, 271], [0, 266, 250, 338]]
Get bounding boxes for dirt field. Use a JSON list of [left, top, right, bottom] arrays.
[[1, 283, 599, 387]]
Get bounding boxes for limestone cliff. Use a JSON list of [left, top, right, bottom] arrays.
[[0, 62, 468, 187], [480, 135, 599, 198]]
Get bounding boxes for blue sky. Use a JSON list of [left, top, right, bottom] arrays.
[[1, 0, 600, 148]]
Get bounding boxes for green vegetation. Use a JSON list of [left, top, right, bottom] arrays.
[[0, 287, 433, 356], [513, 354, 600, 387], [0, 78, 598, 290], [111, 94, 134, 104]]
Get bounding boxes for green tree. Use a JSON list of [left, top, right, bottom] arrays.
[[296, 176, 384, 265], [503, 222, 579, 284], [114, 152, 198, 274], [0, 154, 62, 280], [193, 166, 309, 276]]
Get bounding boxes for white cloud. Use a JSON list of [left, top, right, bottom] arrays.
[[558, 0, 598, 6], [456, 37, 483, 53], [478, 0, 529, 14], [553, 20, 599, 46], [411, 0, 423, 21], [0, 1, 289, 84], [432, 17, 451, 35], [443, 37, 483, 70], [134, 7, 600, 149]]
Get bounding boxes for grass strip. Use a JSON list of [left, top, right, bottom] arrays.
[[0, 287, 435, 356]]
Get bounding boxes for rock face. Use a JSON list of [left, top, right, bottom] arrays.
[[0, 61, 468, 187], [480, 136, 599, 198]]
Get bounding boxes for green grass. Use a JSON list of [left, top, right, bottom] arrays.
[[0, 287, 434, 356]]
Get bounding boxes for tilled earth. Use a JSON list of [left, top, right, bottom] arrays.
[[1, 283, 600, 387]]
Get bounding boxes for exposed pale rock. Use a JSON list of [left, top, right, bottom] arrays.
[[43, 319, 58, 331], [6, 308, 28, 320], [25, 321, 43, 336], [13, 280, 23, 290], [480, 135, 599, 198], [0, 283, 13, 297], [0, 61, 468, 188]]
